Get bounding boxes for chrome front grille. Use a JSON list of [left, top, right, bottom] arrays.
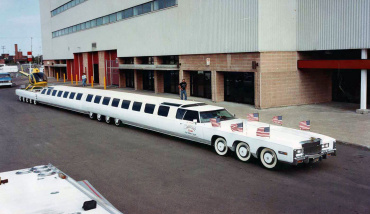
[[301, 139, 322, 155]]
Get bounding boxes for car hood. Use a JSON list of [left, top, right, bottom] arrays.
[[216, 119, 335, 148]]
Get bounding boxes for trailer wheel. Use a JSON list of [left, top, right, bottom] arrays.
[[105, 116, 111, 124], [97, 114, 103, 122], [89, 112, 95, 120], [260, 148, 278, 169], [214, 137, 228, 156], [236, 142, 251, 162], [114, 119, 121, 126]]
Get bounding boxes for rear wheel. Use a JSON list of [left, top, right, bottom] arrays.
[[114, 119, 121, 126], [214, 137, 228, 156], [97, 114, 103, 122], [260, 148, 278, 169], [34, 100, 37, 105], [89, 112, 95, 120], [105, 116, 111, 124], [19, 96, 22, 101], [236, 142, 251, 162]]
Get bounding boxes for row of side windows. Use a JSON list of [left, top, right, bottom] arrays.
[[41, 89, 83, 100], [85, 94, 170, 117]]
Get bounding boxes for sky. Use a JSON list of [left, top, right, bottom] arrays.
[[0, 0, 42, 56]]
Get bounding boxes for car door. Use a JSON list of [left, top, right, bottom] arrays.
[[177, 109, 204, 141]]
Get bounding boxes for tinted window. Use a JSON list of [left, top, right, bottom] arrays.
[[144, 104, 155, 114], [41, 89, 47, 94], [183, 110, 199, 122], [121, 100, 131, 109], [112, 98, 120, 107], [57, 91, 63, 97], [158, 106, 170, 117], [176, 108, 186, 119], [102, 97, 111, 105], [86, 94, 93, 102], [124, 8, 133, 18], [94, 95, 102, 104], [52, 90, 57, 96], [76, 93, 83, 100], [132, 102, 142, 112], [69, 92, 76, 99], [63, 92, 70, 98], [143, 2, 152, 13], [47, 89, 52, 95]]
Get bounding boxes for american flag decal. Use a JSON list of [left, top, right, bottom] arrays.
[[230, 122, 243, 132], [272, 116, 283, 125], [256, 127, 270, 137], [299, 120, 310, 130], [247, 113, 259, 121], [210, 118, 221, 127]]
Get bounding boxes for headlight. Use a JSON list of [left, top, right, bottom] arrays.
[[294, 149, 303, 156], [322, 143, 329, 149]]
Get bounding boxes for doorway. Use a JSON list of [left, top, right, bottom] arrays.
[[125, 70, 134, 88], [190, 71, 212, 99], [224, 72, 255, 105], [143, 70, 154, 91], [164, 71, 179, 94], [93, 64, 99, 83]]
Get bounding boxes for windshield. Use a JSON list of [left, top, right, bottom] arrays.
[[0, 74, 10, 78], [200, 109, 235, 123], [32, 73, 47, 82]]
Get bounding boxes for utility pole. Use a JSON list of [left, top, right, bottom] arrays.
[[1, 46, 5, 54]]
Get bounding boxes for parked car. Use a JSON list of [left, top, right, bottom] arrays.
[[0, 72, 12, 87]]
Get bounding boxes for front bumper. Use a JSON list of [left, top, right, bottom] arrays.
[[292, 149, 336, 165], [0, 82, 12, 87]]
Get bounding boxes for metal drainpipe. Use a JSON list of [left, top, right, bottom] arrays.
[[360, 49, 368, 110]]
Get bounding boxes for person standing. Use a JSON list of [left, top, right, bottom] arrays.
[[82, 73, 87, 87], [179, 79, 187, 100]]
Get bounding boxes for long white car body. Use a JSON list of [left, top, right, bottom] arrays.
[[0, 64, 18, 73], [16, 86, 337, 169]]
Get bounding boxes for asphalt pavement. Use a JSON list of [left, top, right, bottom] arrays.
[[0, 81, 369, 214]]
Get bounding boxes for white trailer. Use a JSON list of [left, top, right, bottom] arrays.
[[16, 86, 337, 169], [0, 164, 122, 214]]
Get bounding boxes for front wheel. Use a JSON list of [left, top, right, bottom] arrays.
[[214, 137, 228, 156], [236, 142, 251, 162], [260, 148, 278, 169]]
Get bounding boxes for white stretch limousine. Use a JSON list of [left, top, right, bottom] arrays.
[[16, 86, 337, 169]]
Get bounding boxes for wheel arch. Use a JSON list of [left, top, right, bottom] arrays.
[[211, 135, 225, 146]]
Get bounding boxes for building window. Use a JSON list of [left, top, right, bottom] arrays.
[[154, 0, 165, 10], [117, 11, 123, 20], [134, 5, 143, 16], [91, 19, 96, 27], [85, 21, 91, 29], [109, 14, 117, 23], [103, 16, 109, 24], [162, 56, 179, 65], [96, 17, 103, 26], [143, 2, 152, 14], [124, 8, 133, 18]]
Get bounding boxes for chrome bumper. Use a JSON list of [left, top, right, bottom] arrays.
[[292, 149, 336, 165]]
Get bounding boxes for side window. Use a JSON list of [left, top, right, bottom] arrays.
[[69, 92, 76, 99], [63, 92, 70, 98], [183, 110, 199, 122], [86, 94, 94, 102], [52, 90, 57, 96], [121, 100, 131, 109], [47, 89, 52, 95], [57, 91, 63, 97], [102, 97, 111, 105], [41, 89, 47, 94], [111, 98, 120, 107], [76, 93, 83, 100], [132, 102, 142, 112], [158, 106, 170, 117], [94, 95, 102, 104], [176, 108, 186, 119], [144, 104, 155, 114]]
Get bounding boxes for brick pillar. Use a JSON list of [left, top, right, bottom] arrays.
[[154, 70, 164, 93], [98, 51, 106, 86], [212, 71, 224, 102], [134, 70, 143, 90], [119, 70, 126, 88], [180, 69, 191, 96]]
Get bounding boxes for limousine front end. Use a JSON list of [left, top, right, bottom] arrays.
[[292, 139, 336, 165]]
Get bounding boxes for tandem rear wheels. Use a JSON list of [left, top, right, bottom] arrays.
[[89, 112, 121, 126]]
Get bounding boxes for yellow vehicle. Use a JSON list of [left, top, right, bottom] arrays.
[[19, 66, 48, 90]]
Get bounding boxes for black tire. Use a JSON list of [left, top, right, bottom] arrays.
[[114, 119, 121, 126], [97, 114, 103, 122], [89, 112, 95, 120]]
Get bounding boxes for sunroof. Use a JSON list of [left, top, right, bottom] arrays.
[[181, 103, 207, 108], [161, 102, 181, 107]]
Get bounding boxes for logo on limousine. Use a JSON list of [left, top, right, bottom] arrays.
[[184, 122, 197, 136]]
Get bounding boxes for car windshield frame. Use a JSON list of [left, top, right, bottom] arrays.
[[199, 109, 235, 123]]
